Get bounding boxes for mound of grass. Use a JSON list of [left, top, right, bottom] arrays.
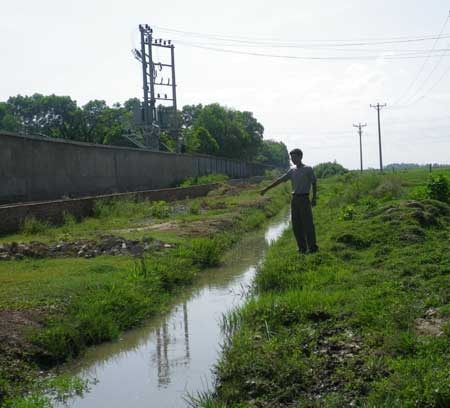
[[198, 168, 450, 408]]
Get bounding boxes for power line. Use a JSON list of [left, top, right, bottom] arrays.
[[396, 42, 450, 107], [154, 25, 450, 47], [400, 41, 450, 105], [413, 60, 450, 102], [172, 36, 450, 53], [170, 37, 450, 51], [392, 13, 450, 106], [176, 41, 450, 61]]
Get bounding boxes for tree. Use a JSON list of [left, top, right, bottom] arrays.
[[1, 94, 288, 166], [186, 126, 219, 155], [0, 102, 20, 132], [181, 104, 203, 128], [256, 139, 290, 168], [7, 93, 80, 139], [186, 103, 264, 160], [234, 110, 264, 158], [79, 100, 131, 144]]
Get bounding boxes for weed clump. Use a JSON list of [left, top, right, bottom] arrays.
[[22, 217, 50, 235], [148, 200, 170, 218], [179, 173, 229, 187], [93, 198, 135, 218], [188, 238, 221, 267], [242, 209, 266, 230]]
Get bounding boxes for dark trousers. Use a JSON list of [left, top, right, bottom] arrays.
[[291, 195, 317, 252]]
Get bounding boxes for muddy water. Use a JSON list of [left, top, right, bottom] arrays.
[[62, 210, 290, 408]]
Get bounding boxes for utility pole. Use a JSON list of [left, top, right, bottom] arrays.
[[133, 25, 178, 151], [353, 123, 367, 172], [370, 103, 387, 172]]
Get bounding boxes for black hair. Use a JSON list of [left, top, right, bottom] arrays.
[[289, 148, 303, 158]]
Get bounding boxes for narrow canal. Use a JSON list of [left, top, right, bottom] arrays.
[[62, 210, 290, 408]]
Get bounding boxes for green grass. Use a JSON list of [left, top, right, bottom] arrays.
[[194, 167, 450, 408], [179, 173, 229, 187], [0, 180, 291, 406]]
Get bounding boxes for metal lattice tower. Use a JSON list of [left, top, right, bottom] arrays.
[[133, 24, 178, 151]]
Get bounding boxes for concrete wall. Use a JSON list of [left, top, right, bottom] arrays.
[[0, 177, 267, 235], [0, 184, 220, 235], [0, 132, 270, 204]]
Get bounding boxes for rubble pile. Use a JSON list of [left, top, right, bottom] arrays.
[[0, 236, 175, 260]]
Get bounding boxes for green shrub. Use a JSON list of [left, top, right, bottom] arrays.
[[427, 174, 449, 202], [314, 161, 348, 179], [149, 201, 170, 218], [409, 185, 428, 200]]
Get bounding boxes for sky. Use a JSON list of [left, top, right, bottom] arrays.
[[1, 0, 450, 169]]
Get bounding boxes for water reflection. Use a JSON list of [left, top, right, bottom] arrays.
[[63, 210, 290, 408], [153, 303, 191, 387]]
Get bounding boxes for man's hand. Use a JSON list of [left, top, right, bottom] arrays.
[[311, 197, 317, 207]]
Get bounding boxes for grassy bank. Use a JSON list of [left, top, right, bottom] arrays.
[[0, 180, 290, 407], [196, 168, 450, 407]]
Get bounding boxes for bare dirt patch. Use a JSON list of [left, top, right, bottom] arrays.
[[0, 310, 43, 354], [113, 214, 237, 237], [415, 308, 450, 337]]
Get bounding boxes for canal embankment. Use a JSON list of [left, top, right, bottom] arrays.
[[197, 168, 450, 407], [0, 178, 290, 406]]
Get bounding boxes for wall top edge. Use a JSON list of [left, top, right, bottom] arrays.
[[0, 131, 275, 167]]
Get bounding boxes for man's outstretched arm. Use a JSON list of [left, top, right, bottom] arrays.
[[260, 171, 291, 195]]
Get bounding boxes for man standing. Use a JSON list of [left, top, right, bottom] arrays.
[[261, 148, 318, 254]]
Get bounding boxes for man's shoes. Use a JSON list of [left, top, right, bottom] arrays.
[[297, 246, 319, 255]]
